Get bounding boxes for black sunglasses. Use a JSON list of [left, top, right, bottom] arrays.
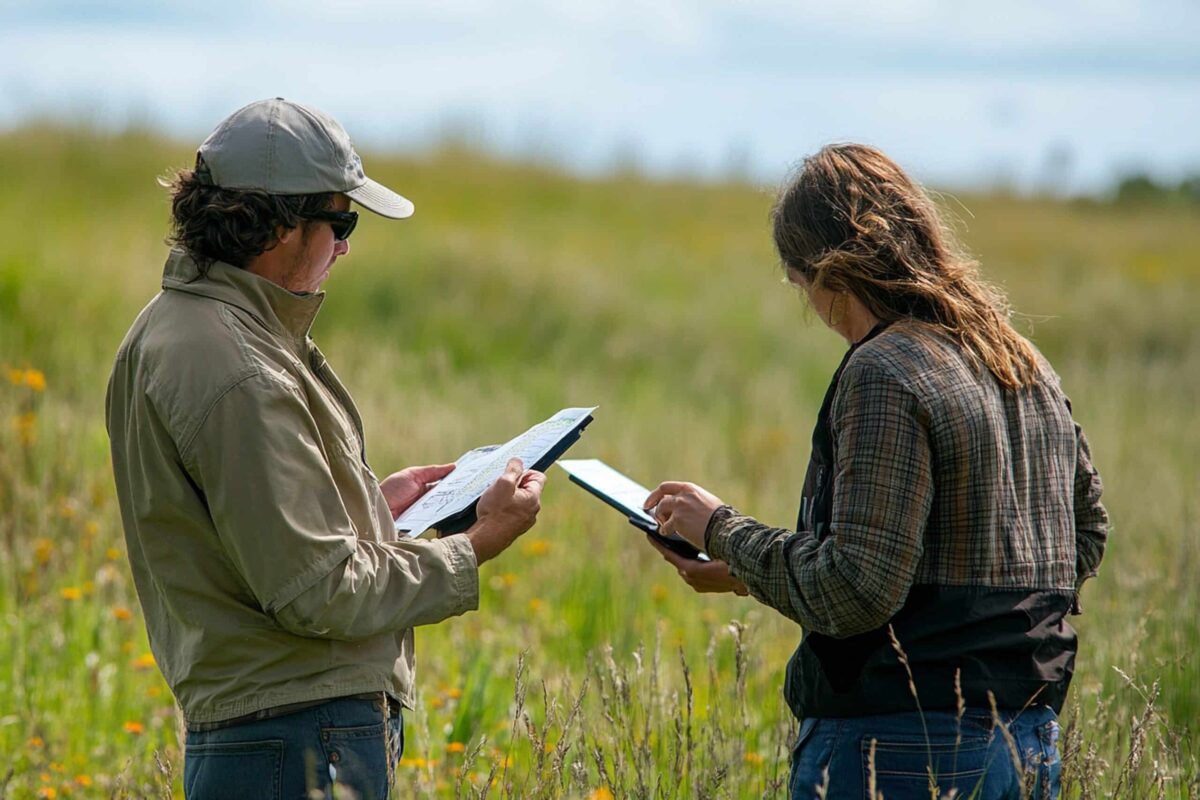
[[305, 209, 358, 241]]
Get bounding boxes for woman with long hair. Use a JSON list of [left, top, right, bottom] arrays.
[[645, 144, 1108, 799]]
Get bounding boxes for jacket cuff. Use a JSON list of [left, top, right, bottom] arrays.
[[438, 534, 480, 616], [703, 505, 739, 563]]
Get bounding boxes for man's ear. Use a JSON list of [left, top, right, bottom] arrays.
[[276, 224, 299, 245]]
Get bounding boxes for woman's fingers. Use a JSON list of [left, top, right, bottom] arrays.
[[650, 496, 672, 524], [644, 481, 689, 511], [647, 536, 686, 568], [658, 511, 679, 538]]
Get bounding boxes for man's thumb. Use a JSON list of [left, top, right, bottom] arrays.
[[501, 458, 524, 483]]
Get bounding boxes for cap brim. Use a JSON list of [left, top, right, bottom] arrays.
[[346, 177, 415, 219]]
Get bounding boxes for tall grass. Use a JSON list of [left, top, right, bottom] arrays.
[[0, 125, 1196, 797]]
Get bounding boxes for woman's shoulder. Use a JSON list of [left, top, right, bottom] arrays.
[[848, 318, 1065, 400], [846, 319, 958, 383]]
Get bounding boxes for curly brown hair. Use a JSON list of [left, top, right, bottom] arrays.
[[771, 143, 1039, 390], [163, 158, 333, 271]]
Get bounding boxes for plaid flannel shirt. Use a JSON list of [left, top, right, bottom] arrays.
[[705, 320, 1109, 640]]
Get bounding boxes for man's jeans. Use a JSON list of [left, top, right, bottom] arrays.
[[184, 696, 403, 800], [789, 706, 1061, 800]]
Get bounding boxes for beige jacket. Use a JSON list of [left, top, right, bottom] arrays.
[[106, 250, 478, 725]]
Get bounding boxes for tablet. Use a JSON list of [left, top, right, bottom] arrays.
[[558, 459, 710, 561]]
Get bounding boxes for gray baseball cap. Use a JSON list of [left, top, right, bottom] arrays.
[[196, 97, 414, 219]]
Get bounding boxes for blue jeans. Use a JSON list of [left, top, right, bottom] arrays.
[[789, 706, 1061, 800], [184, 696, 403, 800]]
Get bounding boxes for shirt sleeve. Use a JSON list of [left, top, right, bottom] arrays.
[[705, 358, 933, 638], [1070, 414, 1109, 593], [183, 371, 478, 639]]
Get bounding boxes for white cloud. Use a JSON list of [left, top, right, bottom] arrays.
[[1, 0, 1197, 190]]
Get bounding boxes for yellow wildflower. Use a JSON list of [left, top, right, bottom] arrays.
[[429, 696, 445, 709], [16, 412, 36, 446], [24, 369, 46, 392], [589, 789, 614, 800], [112, 606, 133, 621], [131, 653, 157, 670], [60, 587, 82, 601], [147, 686, 162, 698], [83, 521, 99, 538], [528, 598, 544, 612], [28, 736, 45, 748], [105, 547, 121, 561], [744, 751, 764, 765], [446, 742, 466, 754], [501, 573, 517, 587], [49, 762, 64, 773], [34, 538, 54, 565], [37, 788, 57, 799], [520, 539, 550, 557], [74, 776, 93, 787], [446, 687, 462, 700], [122, 721, 144, 734]]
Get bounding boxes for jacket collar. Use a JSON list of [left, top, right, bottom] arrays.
[[161, 249, 324, 342]]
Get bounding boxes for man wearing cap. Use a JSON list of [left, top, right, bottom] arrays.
[[106, 98, 544, 799]]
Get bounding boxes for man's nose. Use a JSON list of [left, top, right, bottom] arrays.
[[335, 239, 350, 257]]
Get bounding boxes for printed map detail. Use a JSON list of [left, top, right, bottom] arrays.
[[394, 407, 596, 535]]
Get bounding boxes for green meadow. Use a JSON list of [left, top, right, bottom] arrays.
[[1, 125, 1197, 798]]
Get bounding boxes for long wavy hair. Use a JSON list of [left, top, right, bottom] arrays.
[[163, 156, 332, 271], [771, 143, 1039, 390]]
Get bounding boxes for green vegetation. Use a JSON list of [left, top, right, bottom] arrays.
[[1, 125, 1197, 798]]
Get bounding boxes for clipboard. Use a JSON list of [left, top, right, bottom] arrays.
[[395, 407, 595, 535]]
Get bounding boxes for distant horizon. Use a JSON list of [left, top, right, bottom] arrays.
[[3, 110, 1193, 201], [3, 1, 1198, 196]]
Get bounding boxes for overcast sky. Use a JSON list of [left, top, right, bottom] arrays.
[[2, 0, 1198, 192]]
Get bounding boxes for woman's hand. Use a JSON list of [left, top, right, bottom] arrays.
[[379, 463, 456, 520], [644, 481, 725, 550], [647, 538, 748, 595]]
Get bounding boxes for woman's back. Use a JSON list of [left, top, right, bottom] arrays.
[[854, 320, 1079, 591], [761, 319, 1108, 719]]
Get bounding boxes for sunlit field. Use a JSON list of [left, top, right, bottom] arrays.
[[1, 125, 1197, 798]]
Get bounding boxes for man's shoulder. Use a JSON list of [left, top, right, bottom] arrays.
[[111, 287, 286, 439], [127, 288, 254, 381]]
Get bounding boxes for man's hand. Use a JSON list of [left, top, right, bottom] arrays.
[[380, 463, 457, 520], [644, 481, 724, 550], [466, 458, 546, 564], [647, 538, 748, 595]]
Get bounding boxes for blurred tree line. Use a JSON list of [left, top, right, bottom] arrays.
[[1112, 173, 1200, 207]]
